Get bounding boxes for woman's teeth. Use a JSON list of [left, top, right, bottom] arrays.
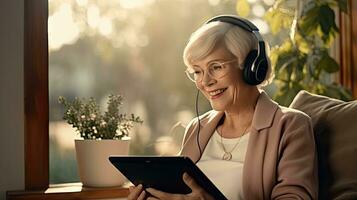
[[209, 88, 226, 96]]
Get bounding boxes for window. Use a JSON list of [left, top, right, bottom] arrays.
[[24, 0, 357, 190], [48, 0, 279, 184]]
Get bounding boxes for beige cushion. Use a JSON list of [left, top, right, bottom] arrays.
[[289, 90, 357, 200]]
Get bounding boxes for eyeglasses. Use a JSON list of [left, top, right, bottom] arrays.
[[185, 59, 237, 83]]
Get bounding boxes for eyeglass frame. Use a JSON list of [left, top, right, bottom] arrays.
[[185, 59, 237, 83]]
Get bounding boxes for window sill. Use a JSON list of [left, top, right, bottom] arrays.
[[6, 182, 129, 200]]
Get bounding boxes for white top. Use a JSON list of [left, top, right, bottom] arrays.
[[196, 130, 250, 200]]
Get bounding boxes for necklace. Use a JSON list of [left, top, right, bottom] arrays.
[[217, 124, 250, 161]]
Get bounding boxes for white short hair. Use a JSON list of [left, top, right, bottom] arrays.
[[183, 21, 273, 87]]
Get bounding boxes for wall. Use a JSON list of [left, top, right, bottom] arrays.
[[0, 0, 25, 199]]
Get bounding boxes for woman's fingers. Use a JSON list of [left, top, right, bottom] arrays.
[[183, 173, 215, 200], [146, 188, 166, 199], [182, 172, 201, 191], [137, 190, 146, 200], [146, 197, 160, 200], [146, 188, 180, 200], [127, 184, 144, 200], [128, 174, 207, 200], [129, 186, 134, 192]]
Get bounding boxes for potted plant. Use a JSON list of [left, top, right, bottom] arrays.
[[59, 94, 142, 187]]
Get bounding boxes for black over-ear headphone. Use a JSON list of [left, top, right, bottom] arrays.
[[205, 15, 268, 85]]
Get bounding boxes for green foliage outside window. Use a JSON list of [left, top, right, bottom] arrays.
[[264, 0, 352, 106]]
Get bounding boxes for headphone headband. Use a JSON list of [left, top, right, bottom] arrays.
[[205, 15, 259, 32]]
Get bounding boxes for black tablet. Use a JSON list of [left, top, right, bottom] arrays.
[[109, 156, 227, 200]]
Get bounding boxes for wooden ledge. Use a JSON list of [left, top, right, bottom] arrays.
[[7, 182, 130, 200]]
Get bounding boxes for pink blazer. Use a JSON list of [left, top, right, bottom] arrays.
[[180, 92, 318, 199]]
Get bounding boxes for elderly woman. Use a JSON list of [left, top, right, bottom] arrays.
[[128, 15, 318, 200]]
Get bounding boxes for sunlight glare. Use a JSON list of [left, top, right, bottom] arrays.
[[208, 0, 220, 6], [247, 0, 258, 3], [87, 5, 100, 29], [252, 4, 266, 17], [99, 17, 113, 36], [119, 0, 155, 9], [263, 0, 275, 6], [76, 0, 88, 6], [48, 3, 80, 51]]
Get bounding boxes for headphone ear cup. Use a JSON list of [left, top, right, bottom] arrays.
[[255, 57, 268, 84], [243, 50, 258, 85]]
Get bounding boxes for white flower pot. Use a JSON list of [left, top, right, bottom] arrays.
[[75, 139, 129, 187]]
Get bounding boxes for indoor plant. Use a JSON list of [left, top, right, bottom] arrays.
[[59, 94, 142, 187], [264, 0, 352, 106]]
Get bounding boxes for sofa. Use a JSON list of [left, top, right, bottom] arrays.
[[289, 90, 357, 200]]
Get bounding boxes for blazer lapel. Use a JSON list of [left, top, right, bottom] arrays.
[[243, 91, 278, 199], [251, 91, 279, 131], [180, 111, 224, 163]]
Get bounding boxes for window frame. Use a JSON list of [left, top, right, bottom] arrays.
[[24, 0, 49, 190], [23, 0, 357, 191]]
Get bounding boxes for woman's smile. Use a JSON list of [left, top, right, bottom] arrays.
[[208, 88, 227, 99]]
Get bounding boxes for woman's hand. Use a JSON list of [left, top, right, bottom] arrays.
[[146, 173, 214, 200], [127, 184, 147, 200]]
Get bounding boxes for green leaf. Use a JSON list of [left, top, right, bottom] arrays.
[[299, 6, 320, 35], [339, 87, 353, 101], [270, 40, 294, 71], [273, 82, 302, 106], [275, 50, 296, 73], [264, 7, 293, 34], [294, 33, 311, 54], [319, 5, 338, 36], [317, 51, 339, 73], [293, 53, 306, 81]]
